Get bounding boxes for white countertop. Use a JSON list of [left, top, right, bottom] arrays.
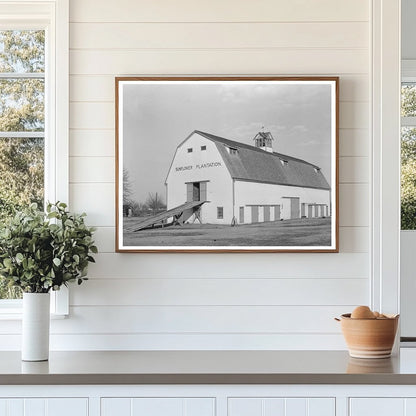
[[0, 349, 416, 385]]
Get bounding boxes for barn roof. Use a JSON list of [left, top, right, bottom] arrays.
[[194, 130, 331, 190]]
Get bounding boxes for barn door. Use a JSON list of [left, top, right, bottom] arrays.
[[186, 183, 193, 202], [251, 206, 259, 223], [200, 182, 207, 201], [193, 182, 200, 201], [239, 206, 244, 223], [290, 197, 300, 219], [264, 206, 270, 222], [274, 205, 280, 220]]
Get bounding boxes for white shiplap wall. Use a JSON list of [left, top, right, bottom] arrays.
[[48, 0, 371, 350]]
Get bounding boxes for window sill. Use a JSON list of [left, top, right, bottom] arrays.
[[0, 287, 69, 318], [0, 312, 68, 321]]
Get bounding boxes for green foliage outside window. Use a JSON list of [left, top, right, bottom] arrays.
[[401, 127, 416, 229], [401, 85, 416, 230], [0, 30, 45, 298]]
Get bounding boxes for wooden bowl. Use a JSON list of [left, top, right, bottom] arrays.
[[337, 313, 399, 359]]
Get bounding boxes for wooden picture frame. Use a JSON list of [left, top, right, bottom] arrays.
[[115, 76, 339, 253]]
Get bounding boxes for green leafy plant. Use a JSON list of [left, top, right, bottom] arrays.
[[0, 202, 97, 293]]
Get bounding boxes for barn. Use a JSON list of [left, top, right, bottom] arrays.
[[164, 130, 331, 226]]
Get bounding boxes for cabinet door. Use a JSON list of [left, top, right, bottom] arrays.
[[101, 398, 215, 416], [0, 398, 88, 416], [350, 398, 416, 416], [228, 398, 335, 416]]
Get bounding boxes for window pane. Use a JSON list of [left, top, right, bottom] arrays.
[[401, 126, 416, 230], [0, 137, 44, 216], [0, 284, 22, 300], [0, 30, 45, 73], [0, 78, 44, 131], [0, 30, 45, 301], [0, 136, 44, 299]]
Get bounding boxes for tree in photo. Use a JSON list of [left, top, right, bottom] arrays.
[[145, 192, 166, 215]]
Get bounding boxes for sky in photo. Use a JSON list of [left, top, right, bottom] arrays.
[[122, 81, 333, 204]]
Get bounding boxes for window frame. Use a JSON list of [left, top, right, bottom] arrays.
[[0, 0, 69, 317], [401, 61, 416, 127], [401, 60, 416, 232]]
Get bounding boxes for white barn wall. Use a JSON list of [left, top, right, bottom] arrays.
[[234, 181, 330, 221], [2, 0, 371, 350], [166, 133, 234, 224]]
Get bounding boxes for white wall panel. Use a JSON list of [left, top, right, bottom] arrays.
[[70, 49, 368, 76], [339, 76, 369, 102], [0, 332, 346, 351], [228, 398, 335, 416], [349, 398, 405, 416], [0, 399, 89, 416], [69, 0, 369, 23], [50, 305, 353, 334], [70, 278, 367, 306], [69, 130, 114, 157], [286, 399, 307, 416], [0, 400, 6, 416], [339, 227, 369, 253], [101, 398, 130, 416], [69, 183, 114, 226], [339, 184, 369, 227], [23, 399, 44, 416], [47, 399, 88, 416], [70, 22, 368, 50], [40, 0, 374, 351], [70, 157, 114, 183], [70, 102, 113, 129], [339, 157, 369, 183], [86, 253, 369, 279], [101, 398, 214, 416], [70, 75, 369, 103], [92, 227, 115, 253], [339, 102, 369, 129], [339, 129, 369, 157], [70, 76, 114, 102], [309, 398, 335, 416]]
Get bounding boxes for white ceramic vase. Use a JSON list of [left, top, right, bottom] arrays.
[[22, 292, 50, 361]]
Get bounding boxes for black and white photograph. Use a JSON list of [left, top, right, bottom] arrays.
[[116, 77, 338, 252]]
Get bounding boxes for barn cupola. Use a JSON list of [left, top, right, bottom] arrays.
[[253, 131, 274, 153]]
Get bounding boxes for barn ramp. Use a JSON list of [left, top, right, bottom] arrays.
[[125, 200, 205, 232]]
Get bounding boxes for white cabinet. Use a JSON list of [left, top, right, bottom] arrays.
[[0, 398, 88, 416], [101, 397, 215, 416], [228, 398, 335, 416], [350, 398, 416, 416]]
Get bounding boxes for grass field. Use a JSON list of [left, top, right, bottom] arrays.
[[123, 217, 331, 247]]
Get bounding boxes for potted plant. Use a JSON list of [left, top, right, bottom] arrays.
[[0, 202, 97, 361]]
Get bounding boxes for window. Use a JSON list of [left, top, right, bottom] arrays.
[[187, 148, 193, 153], [217, 207, 224, 219], [0, 0, 69, 313], [201, 145, 206, 151], [0, 29, 45, 300], [401, 78, 416, 230], [229, 147, 238, 155]]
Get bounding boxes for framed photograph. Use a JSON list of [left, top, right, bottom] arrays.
[[116, 77, 339, 253]]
